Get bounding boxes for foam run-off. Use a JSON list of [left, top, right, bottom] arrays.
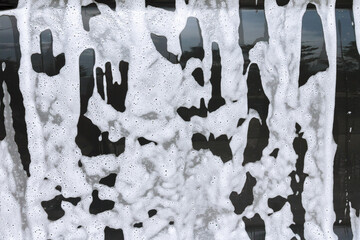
[[0, 0, 358, 239]]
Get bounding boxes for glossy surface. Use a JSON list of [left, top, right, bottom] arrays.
[[0, 1, 359, 239]]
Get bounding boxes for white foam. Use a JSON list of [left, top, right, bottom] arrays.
[[0, 0, 352, 239]]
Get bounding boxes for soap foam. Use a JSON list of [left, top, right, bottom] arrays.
[[0, 0, 356, 239]]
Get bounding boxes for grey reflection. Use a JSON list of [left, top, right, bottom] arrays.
[[299, 7, 329, 87], [0, 16, 20, 62], [81, 3, 101, 31], [179, 17, 204, 69], [239, 9, 268, 73], [239, 9, 268, 46]]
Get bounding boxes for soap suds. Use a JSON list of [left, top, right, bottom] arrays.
[[0, 0, 357, 239]]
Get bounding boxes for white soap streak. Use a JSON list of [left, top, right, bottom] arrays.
[[0, 1, 46, 239], [247, 0, 306, 238], [0, 100, 23, 240], [350, 207, 360, 240], [353, 0, 360, 54], [300, 1, 337, 239], [15, 1, 49, 239], [16, 0, 94, 239], [248, 0, 338, 239]]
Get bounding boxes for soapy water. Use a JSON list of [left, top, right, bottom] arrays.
[[0, 0, 359, 239]]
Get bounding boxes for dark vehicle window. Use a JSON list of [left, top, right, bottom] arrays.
[[0, 1, 359, 240]]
